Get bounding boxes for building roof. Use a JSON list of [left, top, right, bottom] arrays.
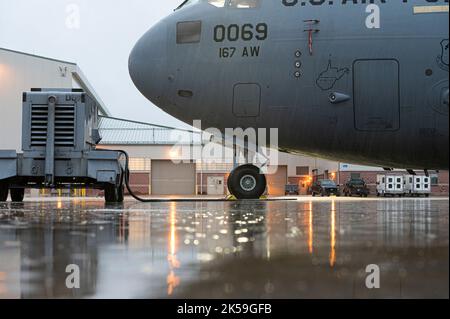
[[72, 67, 111, 116], [0, 47, 111, 116], [98, 116, 202, 145]]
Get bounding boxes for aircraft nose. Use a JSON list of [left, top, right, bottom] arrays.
[[129, 21, 168, 103]]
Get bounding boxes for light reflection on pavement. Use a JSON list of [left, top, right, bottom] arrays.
[[0, 197, 448, 299]]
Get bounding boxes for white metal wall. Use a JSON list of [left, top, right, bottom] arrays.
[[0, 49, 76, 151]]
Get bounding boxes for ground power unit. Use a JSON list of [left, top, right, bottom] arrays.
[[0, 89, 124, 203]]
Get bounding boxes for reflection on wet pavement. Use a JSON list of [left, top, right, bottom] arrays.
[[0, 198, 448, 299]]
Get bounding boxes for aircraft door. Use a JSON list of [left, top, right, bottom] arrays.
[[353, 59, 400, 131], [232, 83, 261, 117]]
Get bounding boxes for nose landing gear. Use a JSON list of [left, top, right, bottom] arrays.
[[227, 164, 267, 199]]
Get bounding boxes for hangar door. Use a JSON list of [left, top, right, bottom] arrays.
[[151, 160, 196, 195], [266, 166, 288, 196], [353, 59, 400, 131]]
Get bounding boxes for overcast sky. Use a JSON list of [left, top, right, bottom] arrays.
[[0, 0, 189, 128]]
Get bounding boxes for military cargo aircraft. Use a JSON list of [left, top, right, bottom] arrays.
[[129, 0, 449, 199]]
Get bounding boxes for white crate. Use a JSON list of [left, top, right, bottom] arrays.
[[405, 175, 431, 196], [377, 174, 404, 196]]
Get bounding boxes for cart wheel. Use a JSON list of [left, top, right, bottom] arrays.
[[0, 183, 8, 202], [104, 184, 119, 203], [10, 188, 25, 202]]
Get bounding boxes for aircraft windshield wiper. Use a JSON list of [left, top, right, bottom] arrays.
[[175, 0, 189, 11]]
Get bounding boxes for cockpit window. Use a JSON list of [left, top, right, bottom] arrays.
[[208, 0, 226, 7], [177, 21, 202, 44], [176, 0, 259, 10], [228, 0, 260, 8]]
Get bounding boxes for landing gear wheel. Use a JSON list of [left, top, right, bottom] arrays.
[[10, 188, 25, 202], [0, 183, 8, 202], [227, 164, 266, 200], [104, 184, 119, 203]]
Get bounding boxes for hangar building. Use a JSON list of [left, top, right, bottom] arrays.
[[96, 117, 448, 197], [96, 116, 340, 196]]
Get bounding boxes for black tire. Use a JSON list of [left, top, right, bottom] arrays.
[[227, 164, 266, 200], [0, 183, 8, 202], [10, 188, 25, 202], [117, 185, 124, 203], [104, 184, 119, 203]]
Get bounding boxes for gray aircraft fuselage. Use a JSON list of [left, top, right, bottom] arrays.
[[129, 0, 449, 170]]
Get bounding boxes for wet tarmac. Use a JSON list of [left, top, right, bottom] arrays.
[[0, 197, 448, 299]]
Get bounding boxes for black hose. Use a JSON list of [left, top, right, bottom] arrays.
[[114, 150, 230, 203]]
